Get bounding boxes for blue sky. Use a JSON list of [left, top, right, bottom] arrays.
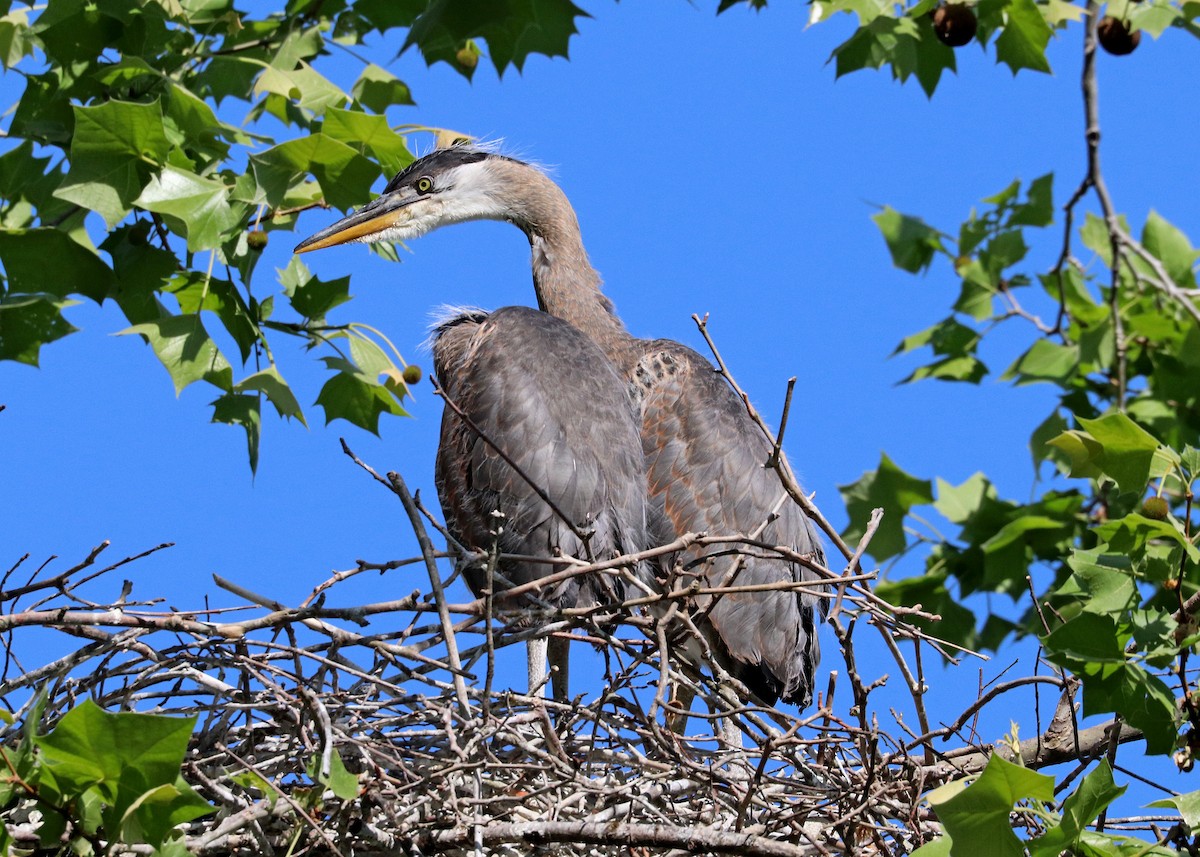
[[3, 0, 1198, 810]]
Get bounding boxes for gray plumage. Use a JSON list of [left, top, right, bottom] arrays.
[[431, 305, 649, 616], [294, 144, 824, 708]]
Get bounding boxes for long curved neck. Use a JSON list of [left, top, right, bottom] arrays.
[[495, 159, 639, 371]]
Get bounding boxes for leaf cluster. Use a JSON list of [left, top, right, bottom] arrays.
[[844, 168, 1200, 759], [0, 0, 588, 471], [0, 699, 211, 856]]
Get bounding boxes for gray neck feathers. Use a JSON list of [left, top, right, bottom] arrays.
[[490, 159, 639, 371]]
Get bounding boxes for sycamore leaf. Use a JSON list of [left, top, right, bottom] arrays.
[[1077, 413, 1162, 495], [873, 206, 945, 273], [316, 357, 407, 433], [1029, 763, 1126, 857], [306, 751, 360, 801], [1148, 789, 1200, 828], [1002, 339, 1079, 385], [250, 134, 380, 210], [929, 756, 1054, 857], [212, 392, 262, 474], [53, 100, 172, 227], [404, 0, 589, 77], [839, 453, 933, 561], [119, 314, 233, 395], [351, 63, 415, 112], [1142, 210, 1197, 289], [254, 62, 349, 116], [0, 294, 79, 365], [235, 367, 307, 425], [34, 700, 211, 847], [278, 257, 353, 321], [322, 107, 413, 177], [994, 0, 1052, 75], [135, 166, 241, 251], [0, 228, 115, 302]]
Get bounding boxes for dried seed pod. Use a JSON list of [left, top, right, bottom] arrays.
[[932, 4, 978, 47]]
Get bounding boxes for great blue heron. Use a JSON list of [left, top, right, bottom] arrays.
[[295, 144, 825, 717], [428, 304, 650, 703]]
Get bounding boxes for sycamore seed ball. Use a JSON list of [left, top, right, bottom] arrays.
[[1097, 17, 1140, 55], [1141, 496, 1169, 520], [402, 364, 422, 385], [455, 46, 478, 69], [932, 4, 978, 48], [247, 230, 268, 251]]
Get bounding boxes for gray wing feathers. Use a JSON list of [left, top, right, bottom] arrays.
[[637, 340, 824, 706], [433, 306, 649, 611]]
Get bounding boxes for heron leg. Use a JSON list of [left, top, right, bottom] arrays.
[[527, 635, 549, 698], [715, 684, 752, 782], [548, 633, 570, 704]]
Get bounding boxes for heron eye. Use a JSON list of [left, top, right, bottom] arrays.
[[416, 176, 434, 195]]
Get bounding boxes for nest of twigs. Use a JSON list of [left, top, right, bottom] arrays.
[[0, 457, 1151, 856]]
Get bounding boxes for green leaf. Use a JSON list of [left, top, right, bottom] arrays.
[[993, 0, 1052, 74], [1148, 788, 1200, 828], [1002, 339, 1079, 385], [351, 63, 415, 112], [1142, 210, 1197, 289], [1077, 413, 1162, 495], [316, 357, 407, 433], [910, 13, 956, 97], [840, 453, 934, 561], [166, 272, 261, 362], [306, 751, 360, 800], [250, 134, 380, 210], [1029, 762, 1126, 857], [1097, 513, 1200, 564], [903, 355, 987, 384], [279, 257, 352, 321], [1009, 173, 1054, 227], [894, 316, 979, 357], [53, 99, 172, 227], [0, 7, 34, 68], [873, 205, 944, 273], [1083, 663, 1178, 756], [99, 222, 176, 324], [0, 294, 79, 365], [34, 699, 211, 846], [1062, 550, 1138, 615], [954, 259, 996, 321], [929, 755, 1054, 857], [236, 367, 307, 425], [875, 567, 978, 647], [322, 107, 414, 177], [1046, 429, 1104, 480], [1030, 409, 1070, 474], [119, 314, 234, 395], [404, 0, 589, 76], [212, 392, 262, 474], [909, 836, 953, 857], [0, 228, 115, 302], [934, 473, 994, 524], [1183, 446, 1200, 485], [135, 166, 240, 251], [1044, 612, 1126, 663], [253, 62, 349, 116]]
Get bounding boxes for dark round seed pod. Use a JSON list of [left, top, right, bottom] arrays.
[[247, 230, 268, 251], [402, 364, 423, 385], [932, 3, 978, 48], [1097, 16, 1140, 55]]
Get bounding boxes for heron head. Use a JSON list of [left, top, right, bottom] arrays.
[[293, 145, 524, 254]]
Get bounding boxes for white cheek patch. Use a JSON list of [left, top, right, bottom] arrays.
[[364, 201, 449, 244]]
